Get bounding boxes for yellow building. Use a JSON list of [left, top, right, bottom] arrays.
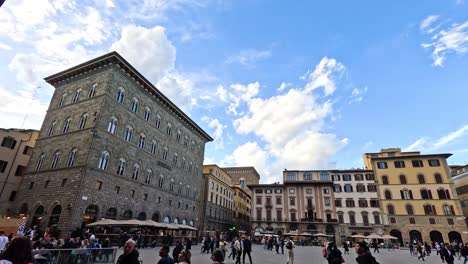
[[452, 165, 468, 227], [364, 148, 467, 245], [232, 185, 252, 234]]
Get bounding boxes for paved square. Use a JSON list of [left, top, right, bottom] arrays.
[[119, 244, 463, 264]]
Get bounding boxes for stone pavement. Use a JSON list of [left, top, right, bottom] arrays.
[[118, 244, 464, 264]]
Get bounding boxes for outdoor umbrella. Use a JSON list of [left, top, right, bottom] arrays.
[[313, 233, 329, 237], [86, 219, 119, 226], [299, 232, 313, 236], [350, 234, 366, 239], [366, 233, 383, 239], [382, 234, 398, 240]]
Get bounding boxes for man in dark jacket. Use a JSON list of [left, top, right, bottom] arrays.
[[243, 236, 253, 264], [172, 240, 184, 262], [441, 243, 455, 264], [116, 239, 140, 264], [158, 246, 175, 264]]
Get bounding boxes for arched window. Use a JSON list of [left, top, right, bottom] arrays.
[[47, 121, 57, 136], [131, 98, 139, 113], [51, 151, 60, 169], [418, 174, 425, 184], [124, 126, 133, 142], [36, 153, 45, 171], [144, 107, 151, 121], [443, 205, 453, 215], [381, 175, 389, 185], [158, 175, 164, 188], [181, 157, 186, 169], [176, 130, 181, 142], [434, 173, 443, 184], [138, 134, 146, 148], [72, 89, 81, 103], [437, 188, 450, 199], [78, 113, 88, 129], [62, 117, 72, 133], [387, 204, 395, 215], [48, 205, 62, 227], [384, 190, 392, 200], [166, 123, 172, 135], [150, 140, 158, 154], [58, 93, 66, 107], [107, 117, 118, 134], [88, 83, 97, 97], [155, 115, 161, 128], [406, 204, 414, 215], [399, 175, 407, 184], [145, 169, 153, 184], [188, 162, 193, 172], [116, 87, 125, 103], [170, 178, 174, 191], [424, 204, 437, 215], [163, 147, 168, 160], [132, 164, 140, 181], [421, 189, 433, 199], [401, 189, 413, 200], [178, 182, 182, 194], [117, 158, 126, 176], [98, 151, 110, 170], [163, 216, 170, 223], [67, 148, 78, 167], [173, 217, 179, 224], [173, 153, 178, 166]]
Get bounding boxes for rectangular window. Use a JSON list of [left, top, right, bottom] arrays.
[[29, 182, 34, 189], [349, 214, 356, 225], [96, 181, 102, 190], [338, 214, 344, 223], [332, 174, 340, 181], [0, 160, 8, 173], [335, 199, 342, 207], [131, 190, 135, 198], [447, 218, 454, 225], [323, 188, 330, 194], [429, 218, 436, 224], [289, 188, 295, 194], [114, 186, 120, 194], [358, 199, 368, 208], [274, 189, 282, 194], [334, 185, 342, 192], [428, 159, 440, 167], [265, 189, 272, 194], [158, 197, 161, 203], [15, 165, 26, 176], [256, 197, 262, 204], [320, 172, 329, 181], [343, 174, 351, 181], [363, 214, 369, 226], [168, 200, 172, 206], [354, 174, 363, 181], [365, 174, 374, 181], [370, 200, 379, 208], [367, 184, 376, 192], [8, 191, 16, 201], [345, 199, 355, 208], [377, 162, 388, 169], [374, 214, 380, 224], [290, 212, 297, 221], [304, 172, 312, 180], [276, 197, 282, 204], [344, 184, 353, 192], [289, 197, 295, 206], [256, 209, 262, 221], [356, 184, 366, 192], [389, 217, 396, 224], [306, 188, 313, 194], [394, 161, 405, 168], [23, 146, 33, 155], [412, 160, 424, 167], [61, 178, 67, 187], [287, 172, 297, 181], [1, 137, 17, 149], [44, 180, 50, 188], [276, 209, 282, 221], [144, 193, 148, 201], [324, 197, 330, 206], [409, 217, 416, 224]]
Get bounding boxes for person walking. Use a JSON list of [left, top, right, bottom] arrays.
[[460, 243, 468, 264], [242, 236, 252, 264], [227, 239, 236, 261], [280, 237, 285, 254], [177, 250, 191, 264], [234, 237, 243, 264], [372, 241, 379, 254], [355, 241, 378, 264], [285, 237, 295, 264], [275, 237, 280, 254], [416, 242, 425, 261], [435, 242, 441, 256], [0, 237, 33, 264], [326, 242, 343, 264], [424, 242, 431, 256], [219, 238, 226, 259], [158, 246, 175, 264], [116, 239, 140, 264], [0, 232, 9, 254], [441, 243, 455, 264], [185, 237, 192, 252], [409, 242, 414, 256], [343, 241, 350, 254], [454, 242, 461, 261], [173, 240, 184, 263]]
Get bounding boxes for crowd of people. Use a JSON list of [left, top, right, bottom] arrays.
[[407, 240, 468, 264]]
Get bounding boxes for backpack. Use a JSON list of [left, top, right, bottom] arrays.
[[322, 247, 327, 257], [286, 241, 293, 249]]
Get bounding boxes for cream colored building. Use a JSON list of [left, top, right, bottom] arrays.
[[232, 185, 252, 233], [364, 148, 467, 245], [452, 166, 468, 226], [200, 165, 235, 236], [0, 129, 39, 216]]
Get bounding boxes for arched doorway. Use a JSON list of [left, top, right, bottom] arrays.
[[448, 231, 463, 243], [82, 205, 99, 226], [173, 217, 179, 224], [430, 230, 444, 243], [189, 220, 194, 226], [390, 230, 403, 246], [122, 210, 133, 220], [137, 212, 147, 220], [18, 203, 28, 216], [409, 230, 423, 243], [326, 224, 335, 241], [306, 224, 317, 233], [163, 216, 170, 223], [48, 205, 62, 227], [32, 205, 44, 227], [182, 219, 187, 225], [106, 208, 117, 219], [152, 212, 160, 222]]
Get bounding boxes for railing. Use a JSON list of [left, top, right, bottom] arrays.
[[32, 248, 117, 264]]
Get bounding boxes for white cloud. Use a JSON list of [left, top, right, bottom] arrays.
[[421, 16, 468, 66], [217, 82, 260, 115], [277, 82, 291, 92], [348, 87, 368, 104], [201, 116, 227, 149], [405, 124, 468, 152], [420, 15, 439, 33], [222, 141, 270, 179], [0, 41, 11, 50], [225, 49, 271, 66], [303, 57, 345, 95]]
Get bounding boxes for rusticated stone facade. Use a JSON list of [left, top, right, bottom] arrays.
[[15, 52, 212, 236]]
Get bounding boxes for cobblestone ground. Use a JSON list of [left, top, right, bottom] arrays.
[[118, 244, 465, 264]]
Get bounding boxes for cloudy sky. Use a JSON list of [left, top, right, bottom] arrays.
[[1, 0, 467, 183]]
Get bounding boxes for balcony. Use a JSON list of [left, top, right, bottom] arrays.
[[265, 202, 273, 209]]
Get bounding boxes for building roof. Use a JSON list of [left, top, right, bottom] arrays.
[[369, 153, 452, 160], [452, 170, 468, 181], [44, 51, 213, 142], [248, 183, 284, 188], [330, 169, 373, 173]]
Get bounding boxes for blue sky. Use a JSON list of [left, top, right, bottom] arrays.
[[0, 0, 467, 183]]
